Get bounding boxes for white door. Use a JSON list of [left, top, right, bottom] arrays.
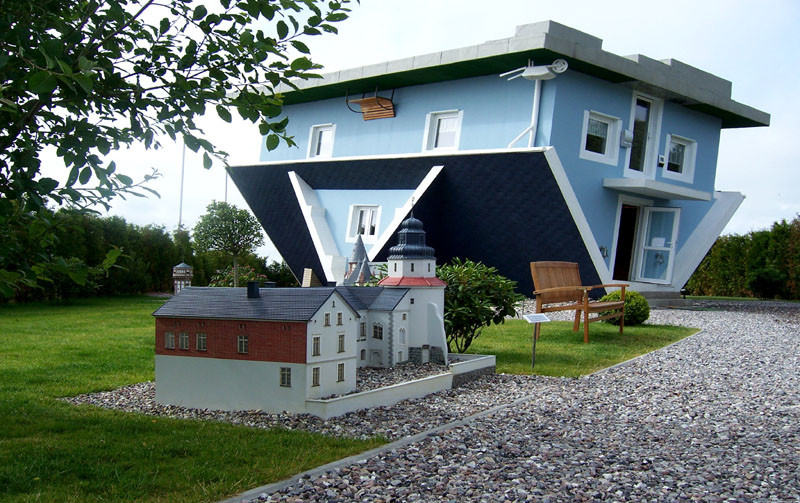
[[625, 94, 661, 179], [636, 207, 680, 284]]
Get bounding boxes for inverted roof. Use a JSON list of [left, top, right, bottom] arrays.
[[278, 20, 768, 129], [152, 286, 409, 321]]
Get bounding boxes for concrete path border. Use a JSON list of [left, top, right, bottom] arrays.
[[220, 329, 706, 503]]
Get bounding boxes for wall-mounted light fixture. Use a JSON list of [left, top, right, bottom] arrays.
[[599, 245, 608, 258]]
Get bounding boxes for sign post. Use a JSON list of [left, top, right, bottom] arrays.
[[523, 313, 551, 369]]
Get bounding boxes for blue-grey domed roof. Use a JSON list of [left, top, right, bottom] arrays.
[[388, 215, 435, 260]]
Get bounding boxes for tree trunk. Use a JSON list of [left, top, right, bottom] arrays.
[[233, 256, 239, 288]]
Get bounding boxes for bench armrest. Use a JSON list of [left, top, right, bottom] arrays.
[[587, 283, 629, 290]]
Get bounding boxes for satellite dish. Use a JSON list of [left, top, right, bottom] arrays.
[[550, 59, 568, 74]]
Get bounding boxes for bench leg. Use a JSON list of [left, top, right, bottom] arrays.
[[572, 310, 581, 332], [583, 309, 590, 343], [619, 309, 625, 334]]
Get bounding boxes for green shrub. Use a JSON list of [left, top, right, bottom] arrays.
[[746, 267, 786, 299], [209, 264, 269, 287], [599, 290, 650, 326]]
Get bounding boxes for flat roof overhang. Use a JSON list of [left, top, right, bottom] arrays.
[[603, 178, 712, 201]]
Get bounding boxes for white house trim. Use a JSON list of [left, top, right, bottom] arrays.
[[672, 190, 745, 288], [367, 165, 445, 261], [543, 147, 611, 284], [603, 177, 712, 201], [288, 171, 346, 281], [608, 194, 654, 280]]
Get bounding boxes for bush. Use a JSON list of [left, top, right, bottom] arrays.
[[437, 258, 525, 353], [209, 264, 269, 287], [599, 290, 650, 326], [746, 267, 786, 300]]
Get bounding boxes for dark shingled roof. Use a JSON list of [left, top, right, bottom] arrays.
[[152, 286, 409, 320]]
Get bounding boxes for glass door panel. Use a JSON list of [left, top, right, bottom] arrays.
[[627, 98, 651, 173], [637, 208, 679, 283]]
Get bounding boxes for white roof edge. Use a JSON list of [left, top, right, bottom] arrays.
[[275, 20, 768, 127]]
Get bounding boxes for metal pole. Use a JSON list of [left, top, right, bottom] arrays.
[[178, 138, 186, 229], [531, 325, 538, 369]]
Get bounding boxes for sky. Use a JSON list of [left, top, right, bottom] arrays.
[[42, 0, 799, 261]]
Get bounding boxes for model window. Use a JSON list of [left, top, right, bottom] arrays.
[[280, 367, 292, 387], [337, 363, 345, 382], [237, 335, 249, 354], [398, 351, 403, 362], [178, 332, 188, 350], [359, 322, 367, 341], [348, 205, 380, 242], [196, 332, 207, 351], [402, 313, 407, 321], [312, 367, 320, 387], [399, 328, 406, 344], [662, 134, 697, 183], [324, 313, 330, 326], [312, 336, 321, 356], [338, 333, 345, 353], [423, 110, 462, 151], [579, 110, 621, 166], [308, 124, 334, 158], [373, 324, 383, 340], [164, 332, 175, 349], [411, 263, 414, 272], [336, 312, 343, 326]]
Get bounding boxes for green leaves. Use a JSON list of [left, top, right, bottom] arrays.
[[28, 71, 57, 94], [192, 5, 208, 20], [265, 134, 280, 151], [216, 105, 232, 123]]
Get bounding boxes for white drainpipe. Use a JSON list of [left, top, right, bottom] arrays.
[[503, 60, 568, 148]]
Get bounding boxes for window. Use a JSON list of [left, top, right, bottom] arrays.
[[336, 312, 343, 326], [579, 110, 621, 166], [308, 124, 335, 158], [423, 110, 462, 151], [347, 205, 380, 243], [196, 333, 207, 351], [410, 298, 414, 305], [402, 313, 407, 321], [373, 324, 383, 340], [324, 313, 330, 326], [338, 333, 345, 353], [662, 134, 697, 183], [312, 336, 321, 356], [393, 263, 397, 272], [359, 322, 366, 341], [312, 367, 320, 387], [428, 263, 431, 272], [360, 349, 366, 360], [398, 351, 403, 362], [410, 263, 414, 272], [164, 332, 175, 349], [237, 335, 249, 354], [337, 363, 345, 382], [399, 328, 406, 344], [280, 367, 292, 387], [178, 332, 188, 350]]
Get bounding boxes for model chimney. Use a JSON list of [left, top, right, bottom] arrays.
[[247, 281, 260, 298]]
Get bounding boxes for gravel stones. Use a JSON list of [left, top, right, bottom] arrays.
[[65, 301, 800, 501]]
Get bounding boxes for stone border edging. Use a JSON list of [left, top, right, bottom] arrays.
[[220, 328, 707, 503]]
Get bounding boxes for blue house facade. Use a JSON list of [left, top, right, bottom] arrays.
[[230, 21, 769, 297]]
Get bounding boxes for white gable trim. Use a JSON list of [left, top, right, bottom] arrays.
[[543, 147, 611, 283], [288, 171, 346, 282], [367, 165, 445, 261], [672, 190, 744, 289]]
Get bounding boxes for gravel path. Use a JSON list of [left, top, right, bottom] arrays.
[[253, 301, 800, 502]]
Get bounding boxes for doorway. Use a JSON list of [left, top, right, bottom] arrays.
[[613, 204, 639, 280]]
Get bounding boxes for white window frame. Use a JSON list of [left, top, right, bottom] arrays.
[[336, 312, 343, 326], [579, 110, 621, 166], [178, 332, 189, 350], [196, 332, 207, 351], [635, 207, 680, 285], [164, 332, 175, 350], [422, 109, 463, 152], [337, 362, 345, 382], [307, 123, 335, 159], [312, 367, 320, 387], [337, 333, 345, 353], [359, 322, 366, 341], [237, 335, 248, 354], [372, 323, 383, 340], [280, 367, 291, 387], [312, 336, 321, 356], [661, 134, 697, 184], [323, 312, 330, 327], [345, 204, 381, 244], [399, 328, 406, 345], [623, 93, 663, 179]]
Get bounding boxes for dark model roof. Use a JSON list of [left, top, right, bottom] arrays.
[[152, 286, 408, 321]]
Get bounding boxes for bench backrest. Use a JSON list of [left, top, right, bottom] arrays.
[[530, 261, 584, 304]]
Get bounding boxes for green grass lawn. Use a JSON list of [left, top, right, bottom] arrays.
[[0, 296, 383, 503], [470, 319, 698, 377]]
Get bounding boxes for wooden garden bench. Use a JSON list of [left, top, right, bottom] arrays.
[[530, 261, 628, 343]]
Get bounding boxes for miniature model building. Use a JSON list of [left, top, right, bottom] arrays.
[[152, 215, 448, 414], [229, 20, 769, 300]]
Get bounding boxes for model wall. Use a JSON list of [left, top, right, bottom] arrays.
[[305, 292, 358, 397], [155, 318, 306, 363]]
